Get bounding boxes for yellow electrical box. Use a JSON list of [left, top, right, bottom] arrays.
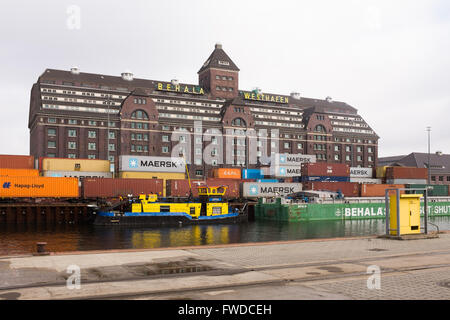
[[389, 194, 422, 235]]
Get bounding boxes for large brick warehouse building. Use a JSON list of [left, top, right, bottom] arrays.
[[28, 44, 379, 178]]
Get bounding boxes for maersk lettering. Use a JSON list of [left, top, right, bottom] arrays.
[[140, 160, 179, 168], [261, 186, 295, 194]]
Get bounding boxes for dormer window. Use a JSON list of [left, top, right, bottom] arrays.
[[218, 60, 230, 66]]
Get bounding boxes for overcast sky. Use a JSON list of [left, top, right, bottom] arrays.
[[1, 0, 449, 158]]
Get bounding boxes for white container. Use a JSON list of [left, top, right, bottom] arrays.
[[270, 166, 302, 177], [350, 167, 373, 178], [386, 179, 428, 185], [119, 156, 185, 173], [242, 182, 302, 198], [350, 177, 382, 184], [271, 153, 316, 166]]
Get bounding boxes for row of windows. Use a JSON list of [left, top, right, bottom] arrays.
[[131, 145, 149, 152], [48, 129, 115, 139], [216, 86, 233, 92], [133, 98, 147, 105], [48, 141, 115, 151], [46, 153, 116, 162], [47, 117, 116, 127], [215, 75, 233, 81], [431, 176, 450, 182]]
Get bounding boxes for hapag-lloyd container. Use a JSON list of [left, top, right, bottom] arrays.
[[385, 167, 428, 180], [242, 182, 302, 198], [0, 155, 34, 169], [82, 178, 164, 198], [303, 182, 360, 197], [119, 155, 185, 173], [0, 169, 39, 177], [301, 163, 350, 177], [0, 176, 79, 198], [40, 158, 110, 172]]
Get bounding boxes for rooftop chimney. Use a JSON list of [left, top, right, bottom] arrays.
[[70, 67, 80, 75], [291, 92, 301, 100], [215, 43, 222, 49], [121, 71, 134, 81], [171, 79, 179, 86], [325, 96, 333, 103]]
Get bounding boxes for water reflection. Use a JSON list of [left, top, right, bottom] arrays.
[[1, 217, 449, 255]]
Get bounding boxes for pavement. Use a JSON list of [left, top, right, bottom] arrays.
[[0, 232, 449, 300]]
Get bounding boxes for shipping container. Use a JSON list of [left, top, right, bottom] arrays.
[[386, 179, 427, 185], [119, 155, 185, 173], [271, 153, 316, 166], [119, 171, 185, 180], [212, 168, 241, 179], [257, 179, 278, 183], [0, 168, 39, 177], [0, 155, 34, 169], [303, 182, 360, 197], [205, 178, 242, 198], [375, 166, 390, 178], [242, 169, 263, 179], [360, 184, 405, 197], [42, 171, 112, 179], [166, 179, 205, 197], [242, 182, 302, 198], [270, 166, 302, 177], [301, 163, 350, 177], [385, 167, 428, 180], [405, 184, 449, 197], [301, 176, 350, 182], [40, 158, 110, 172], [0, 176, 78, 198], [260, 167, 271, 176], [350, 167, 373, 178], [83, 178, 164, 198], [350, 177, 382, 184]]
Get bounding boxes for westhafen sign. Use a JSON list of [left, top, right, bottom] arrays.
[[119, 156, 186, 173]]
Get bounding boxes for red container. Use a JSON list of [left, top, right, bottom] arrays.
[[166, 179, 205, 197], [385, 167, 428, 180], [360, 184, 405, 197], [303, 182, 360, 197], [301, 163, 350, 177], [82, 178, 164, 198], [205, 178, 243, 199], [0, 155, 34, 169]]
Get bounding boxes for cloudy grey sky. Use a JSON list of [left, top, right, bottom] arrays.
[[0, 0, 449, 158]]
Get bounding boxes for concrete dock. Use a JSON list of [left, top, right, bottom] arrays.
[[0, 232, 449, 300]]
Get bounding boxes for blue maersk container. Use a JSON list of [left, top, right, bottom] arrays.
[[242, 169, 264, 180], [301, 176, 350, 182]]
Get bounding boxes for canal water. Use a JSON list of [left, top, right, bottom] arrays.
[[1, 217, 449, 256]]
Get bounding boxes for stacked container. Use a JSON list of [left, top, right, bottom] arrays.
[[0, 155, 34, 169], [300, 163, 350, 182], [360, 184, 405, 197], [211, 168, 241, 179], [0, 176, 79, 198], [270, 153, 315, 178], [82, 178, 164, 198], [242, 169, 263, 180], [385, 167, 428, 184]]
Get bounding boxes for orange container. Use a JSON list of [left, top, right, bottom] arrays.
[[360, 184, 405, 197], [0, 176, 79, 198], [0, 155, 34, 169], [212, 168, 241, 179], [0, 168, 39, 177]]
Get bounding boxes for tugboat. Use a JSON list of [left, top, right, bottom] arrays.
[[93, 185, 248, 226], [93, 158, 248, 226]]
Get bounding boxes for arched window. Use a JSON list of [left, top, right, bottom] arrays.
[[314, 124, 326, 133], [131, 110, 149, 120], [232, 118, 246, 127]]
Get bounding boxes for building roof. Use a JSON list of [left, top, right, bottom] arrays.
[[198, 43, 240, 74], [379, 152, 450, 174]]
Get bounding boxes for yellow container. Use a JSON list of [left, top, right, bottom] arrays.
[[376, 166, 390, 178], [0, 168, 39, 177], [41, 158, 110, 172], [119, 172, 186, 197], [389, 194, 421, 235]]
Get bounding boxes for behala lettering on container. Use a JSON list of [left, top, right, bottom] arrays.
[[119, 156, 185, 173], [350, 167, 373, 178], [242, 182, 302, 198]]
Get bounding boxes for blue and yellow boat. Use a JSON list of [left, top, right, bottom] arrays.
[[94, 185, 248, 226]]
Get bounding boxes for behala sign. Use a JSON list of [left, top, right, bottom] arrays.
[[156, 82, 204, 95]]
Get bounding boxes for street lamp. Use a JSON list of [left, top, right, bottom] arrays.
[[427, 126, 431, 184]]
